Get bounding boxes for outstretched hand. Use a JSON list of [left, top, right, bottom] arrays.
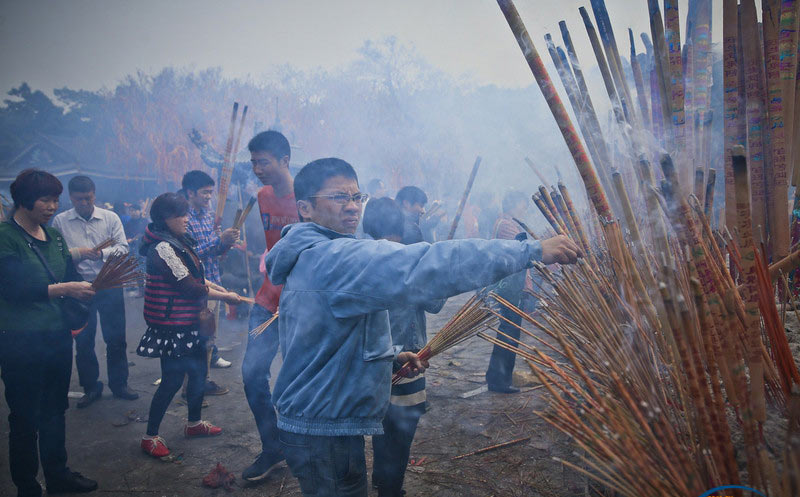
[[540, 235, 582, 265]]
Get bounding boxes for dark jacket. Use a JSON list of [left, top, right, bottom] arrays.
[[140, 224, 208, 332], [401, 212, 424, 245], [0, 220, 82, 332]]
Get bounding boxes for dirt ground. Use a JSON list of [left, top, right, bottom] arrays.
[[0, 293, 586, 497]]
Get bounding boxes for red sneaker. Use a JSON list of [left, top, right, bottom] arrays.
[[141, 436, 170, 458], [185, 420, 222, 438]]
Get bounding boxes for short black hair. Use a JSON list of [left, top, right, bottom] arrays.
[[502, 190, 528, 213], [150, 192, 189, 229], [294, 158, 359, 202], [10, 169, 63, 210], [362, 197, 404, 240], [181, 170, 215, 192], [248, 130, 291, 161], [395, 186, 427, 207], [68, 175, 95, 194]]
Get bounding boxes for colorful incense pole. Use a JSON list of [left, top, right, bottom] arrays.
[[496, 0, 613, 222]]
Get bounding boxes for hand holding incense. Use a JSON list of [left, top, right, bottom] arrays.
[[392, 296, 497, 384], [91, 253, 144, 290]]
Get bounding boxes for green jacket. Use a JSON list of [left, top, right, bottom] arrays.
[[0, 221, 81, 332]]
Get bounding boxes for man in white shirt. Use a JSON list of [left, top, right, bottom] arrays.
[[52, 176, 138, 408]]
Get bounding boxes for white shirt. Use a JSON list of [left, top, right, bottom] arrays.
[[52, 206, 129, 280]]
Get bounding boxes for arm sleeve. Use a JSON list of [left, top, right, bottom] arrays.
[[187, 225, 223, 258], [423, 298, 447, 314], [153, 242, 208, 299], [101, 213, 129, 259], [323, 238, 541, 318]]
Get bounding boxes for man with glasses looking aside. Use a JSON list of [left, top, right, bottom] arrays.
[[264, 157, 581, 497]]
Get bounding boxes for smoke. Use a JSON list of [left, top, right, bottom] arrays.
[[1, 36, 589, 234]]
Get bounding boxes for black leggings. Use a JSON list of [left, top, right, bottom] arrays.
[[146, 348, 207, 436]]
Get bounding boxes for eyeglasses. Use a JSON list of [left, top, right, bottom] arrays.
[[308, 192, 369, 205]]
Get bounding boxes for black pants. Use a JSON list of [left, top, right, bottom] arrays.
[[371, 402, 426, 496], [74, 287, 128, 394], [485, 304, 523, 387], [0, 329, 73, 494], [146, 347, 207, 436]]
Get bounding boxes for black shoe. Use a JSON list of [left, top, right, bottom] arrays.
[[112, 386, 139, 400], [77, 383, 103, 408], [487, 384, 520, 394], [242, 452, 284, 482], [377, 489, 406, 497], [46, 471, 98, 494], [17, 482, 42, 497]]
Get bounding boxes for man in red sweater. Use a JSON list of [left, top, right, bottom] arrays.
[[241, 131, 299, 482]]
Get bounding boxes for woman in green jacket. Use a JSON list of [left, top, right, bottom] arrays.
[[0, 169, 97, 497]]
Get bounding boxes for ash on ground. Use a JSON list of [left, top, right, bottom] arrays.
[[0, 293, 588, 497]]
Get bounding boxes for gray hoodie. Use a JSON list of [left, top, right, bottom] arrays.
[[266, 222, 542, 436]]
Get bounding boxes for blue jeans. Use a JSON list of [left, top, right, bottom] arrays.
[[279, 430, 368, 497], [243, 304, 282, 456], [372, 402, 425, 496], [485, 271, 525, 387]]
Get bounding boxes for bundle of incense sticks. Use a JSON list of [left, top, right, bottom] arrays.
[[92, 237, 115, 252], [92, 253, 144, 290], [392, 295, 497, 384], [492, 0, 800, 494], [250, 311, 278, 338], [232, 196, 257, 230]]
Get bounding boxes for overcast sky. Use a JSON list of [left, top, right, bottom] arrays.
[[1, 0, 731, 96]]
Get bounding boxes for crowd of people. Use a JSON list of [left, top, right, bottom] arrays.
[[0, 128, 582, 497]]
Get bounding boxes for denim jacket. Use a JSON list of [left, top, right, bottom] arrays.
[[388, 299, 445, 353], [265, 222, 542, 436]]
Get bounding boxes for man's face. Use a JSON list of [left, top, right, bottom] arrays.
[[402, 201, 425, 223], [298, 176, 363, 234], [70, 190, 95, 218], [373, 182, 388, 198], [251, 150, 289, 186], [510, 200, 527, 219], [187, 186, 214, 211]]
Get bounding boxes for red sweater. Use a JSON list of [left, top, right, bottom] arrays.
[[254, 186, 299, 312]]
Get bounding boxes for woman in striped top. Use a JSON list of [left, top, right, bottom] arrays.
[[136, 193, 240, 458]]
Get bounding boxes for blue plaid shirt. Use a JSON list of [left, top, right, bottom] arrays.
[[186, 206, 225, 285]]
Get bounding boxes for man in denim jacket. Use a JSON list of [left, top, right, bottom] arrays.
[[265, 158, 581, 497]]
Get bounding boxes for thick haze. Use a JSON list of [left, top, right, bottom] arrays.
[[1, 0, 727, 95]]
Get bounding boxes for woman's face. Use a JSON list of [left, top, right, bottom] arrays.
[[28, 196, 59, 225], [165, 214, 188, 237]]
